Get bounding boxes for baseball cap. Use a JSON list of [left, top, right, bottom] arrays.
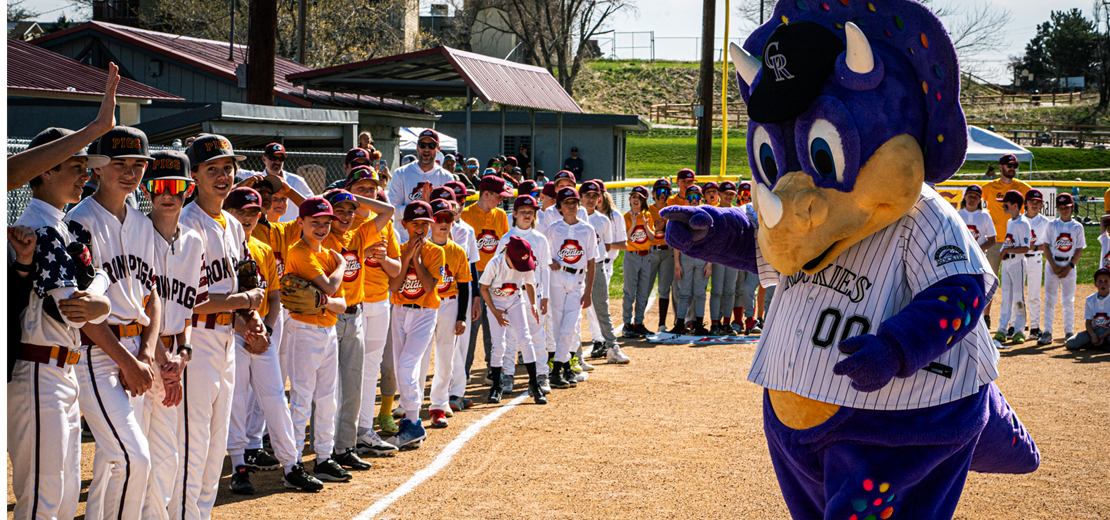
[[299, 197, 334, 219], [1001, 190, 1025, 206], [187, 134, 246, 167], [965, 184, 982, 195], [702, 181, 720, 193], [738, 181, 752, 191], [553, 170, 576, 185], [344, 165, 383, 190], [578, 181, 602, 196], [445, 181, 471, 201], [747, 21, 846, 123], [345, 147, 372, 166], [517, 180, 537, 195], [556, 187, 580, 206], [1095, 267, 1110, 281], [505, 156, 518, 168], [541, 183, 557, 199], [504, 236, 536, 272], [144, 150, 192, 182], [401, 154, 417, 166], [1025, 189, 1043, 202], [29, 127, 110, 169], [479, 176, 514, 197], [97, 126, 154, 161], [403, 200, 435, 223], [430, 198, 453, 215], [677, 168, 695, 181], [999, 154, 1019, 165], [431, 186, 456, 202], [325, 189, 360, 210], [630, 185, 649, 199], [719, 181, 737, 193], [419, 129, 440, 143], [591, 179, 607, 192], [483, 168, 497, 177], [264, 143, 286, 158], [1056, 193, 1075, 207], [571, 146, 579, 152], [223, 187, 263, 210], [514, 195, 539, 212], [652, 178, 672, 192]]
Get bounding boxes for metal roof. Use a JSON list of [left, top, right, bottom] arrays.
[[30, 22, 430, 114], [286, 46, 583, 114], [7, 37, 183, 102]]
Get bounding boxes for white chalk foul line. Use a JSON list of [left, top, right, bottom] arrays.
[[354, 393, 530, 519]]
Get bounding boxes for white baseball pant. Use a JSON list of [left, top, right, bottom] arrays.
[[227, 333, 299, 470], [8, 359, 81, 520], [424, 296, 460, 412], [79, 336, 151, 520], [285, 319, 339, 458], [998, 257, 1027, 334], [1025, 254, 1044, 330], [243, 311, 286, 450], [140, 345, 178, 520], [1043, 260, 1078, 335], [278, 309, 292, 387], [489, 296, 536, 371], [359, 300, 392, 438], [391, 304, 438, 421], [503, 297, 548, 377], [170, 324, 235, 520], [549, 270, 587, 363], [449, 297, 474, 399]]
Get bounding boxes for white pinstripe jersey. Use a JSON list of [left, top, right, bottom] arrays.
[[180, 203, 250, 304], [152, 224, 208, 336], [751, 186, 1001, 410], [64, 197, 159, 327]]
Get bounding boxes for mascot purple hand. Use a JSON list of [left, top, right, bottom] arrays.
[[662, 1, 1040, 518]]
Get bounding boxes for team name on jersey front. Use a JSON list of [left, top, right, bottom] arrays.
[[341, 248, 362, 282], [630, 225, 650, 244], [558, 239, 584, 264], [437, 264, 456, 293], [476, 230, 500, 254]]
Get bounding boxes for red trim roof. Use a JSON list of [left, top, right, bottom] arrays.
[[7, 37, 183, 101]]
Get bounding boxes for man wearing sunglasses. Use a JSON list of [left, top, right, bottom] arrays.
[[388, 129, 456, 242], [458, 158, 481, 191], [237, 143, 314, 223]]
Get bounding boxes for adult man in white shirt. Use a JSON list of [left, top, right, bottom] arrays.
[[388, 129, 456, 242], [237, 143, 314, 223]]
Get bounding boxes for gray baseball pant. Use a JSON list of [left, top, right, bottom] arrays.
[[675, 253, 708, 321], [333, 306, 364, 453], [590, 260, 617, 342], [736, 271, 760, 318], [623, 251, 653, 325], [649, 246, 674, 301], [710, 263, 738, 320]]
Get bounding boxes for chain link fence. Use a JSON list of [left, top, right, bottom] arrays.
[[7, 138, 349, 225]]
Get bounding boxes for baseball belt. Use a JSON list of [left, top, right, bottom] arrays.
[[634, 250, 650, 256], [651, 245, 670, 251], [192, 312, 234, 329], [344, 305, 361, 315], [160, 336, 175, 350], [561, 266, 583, 275], [401, 303, 423, 309], [79, 322, 144, 346], [17, 343, 81, 367], [1053, 256, 1070, 263]]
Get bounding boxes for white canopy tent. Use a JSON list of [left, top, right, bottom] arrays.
[[399, 127, 458, 154], [966, 125, 1033, 165]]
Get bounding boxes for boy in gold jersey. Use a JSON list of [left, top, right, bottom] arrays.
[[648, 178, 675, 332]]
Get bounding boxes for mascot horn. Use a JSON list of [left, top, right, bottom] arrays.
[[662, 0, 1040, 518]]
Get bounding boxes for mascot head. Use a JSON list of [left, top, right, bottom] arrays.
[[731, 0, 967, 275]]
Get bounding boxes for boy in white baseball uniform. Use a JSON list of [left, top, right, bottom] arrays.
[[583, 181, 629, 364], [992, 190, 1033, 345], [142, 150, 203, 518], [65, 126, 163, 520], [172, 134, 267, 520], [283, 197, 354, 483], [388, 201, 446, 448], [223, 187, 325, 493], [1022, 189, 1050, 339], [543, 187, 598, 390], [1064, 267, 1110, 351], [1038, 193, 1086, 345], [9, 128, 112, 520], [480, 235, 547, 404], [421, 198, 472, 426], [494, 195, 553, 396], [432, 183, 481, 413], [1098, 215, 1110, 270]]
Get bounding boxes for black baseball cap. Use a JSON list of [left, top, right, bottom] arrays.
[[29, 127, 110, 169], [747, 21, 846, 124], [187, 134, 245, 167], [965, 184, 983, 195], [999, 154, 1019, 166], [97, 126, 153, 161], [571, 146, 579, 152], [145, 150, 191, 181], [719, 181, 737, 193]]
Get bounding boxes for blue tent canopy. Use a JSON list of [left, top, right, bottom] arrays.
[[965, 126, 1033, 164]]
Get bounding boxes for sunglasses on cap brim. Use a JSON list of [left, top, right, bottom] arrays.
[[144, 178, 194, 197]]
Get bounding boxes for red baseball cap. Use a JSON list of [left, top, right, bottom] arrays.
[[738, 181, 752, 191], [556, 187, 580, 206], [403, 201, 435, 222], [430, 198, 454, 215], [299, 197, 334, 219], [517, 180, 537, 195], [1001, 190, 1025, 206], [630, 186, 649, 199], [1056, 193, 1075, 207], [264, 142, 286, 158], [479, 176, 514, 197], [702, 181, 720, 193], [1025, 189, 1043, 202], [541, 183, 557, 199], [504, 236, 536, 272], [514, 195, 539, 212], [419, 129, 440, 143], [445, 180, 471, 201], [553, 170, 576, 185], [578, 182, 602, 196], [719, 181, 737, 193], [223, 187, 263, 210]]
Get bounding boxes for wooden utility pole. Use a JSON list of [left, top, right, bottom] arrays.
[[695, 0, 715, 177], [297, 0, 307, 63], [247, 0, 277, 105]]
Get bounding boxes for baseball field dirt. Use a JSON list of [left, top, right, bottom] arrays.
[[8, 284, 1110, 519]]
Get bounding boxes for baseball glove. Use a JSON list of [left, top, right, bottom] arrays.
[[280, 274, 326, 315], [236, 258, 260, 292]]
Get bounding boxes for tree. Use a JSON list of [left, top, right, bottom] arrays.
[[1013, 9, 1098, 91], [1093, 0, 1110, 110], [7, 0, 39, 23]]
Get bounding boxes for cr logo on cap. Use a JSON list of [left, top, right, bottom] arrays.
[[766, 41, 794, 82]]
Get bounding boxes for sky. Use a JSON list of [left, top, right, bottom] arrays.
[[22, 0, 1097, 84]]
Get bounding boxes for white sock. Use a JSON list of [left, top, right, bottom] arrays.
[[231, 453, 245, 469]]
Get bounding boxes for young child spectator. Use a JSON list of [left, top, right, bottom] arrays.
[[1065, 267, 1110, 351]]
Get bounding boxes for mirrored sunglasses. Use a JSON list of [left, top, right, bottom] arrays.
[[144, 179, 194, 197], [655, 188, 670, 197], [434, 213, 455, 224], [686, 193, 702, 203]]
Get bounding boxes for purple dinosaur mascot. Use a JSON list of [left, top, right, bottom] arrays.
[[662, 1, 1040, 518]]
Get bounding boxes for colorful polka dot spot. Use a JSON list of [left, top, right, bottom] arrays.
[[839, 0, 850, 5], [888, 494, 896, 502], [939, 319, 947, 329], [953, 318, 961, 330], [822, 2, 830, 10], [894, 15, 904, 30], [937, 92, 942, 101], [850, 516, 858, 520], [881, 507, 894, 519], [957, 300, 966, 310], [922, 81, 928, 94], [934, 65, 943, 79], [937, 132, 944, 141], [782, 14, 790, 23], [920, 33, 929, 48], [973, 297, 979, 307], [873, 498, 884, 506], [864, 515, 877, 520], [884, 29, 892, 37], [867, 2, 876, 11], [853, 499, 867, 512], [879, 483, 890, 493], [863, 479, 874, 491], [835, 22, 845, 29], [938, 295, 947, 302], [854, 17, 867, 26]]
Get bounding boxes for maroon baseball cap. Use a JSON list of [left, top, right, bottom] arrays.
[[702, 181, 720, 193], [999, 154, 1019, 165], [479, 176, 514, 197], [504, 236, 536, 272], [965, 184, 982, 195], [719, 181, 737, 193], [1025, 189, 1043, 202], [430, 198, 453, 215], [418, 128, 439, 143], [403, 200, 435, 222], [556, 187, 580, 206], [325, 189, 360, 210], [589, 179, 607, 192], [738, 181, 752, 191], [264, 142, 286, 158], [630, 185, 649, 199], [542, 183, 557, 199], [578, 182, 602, 196], [445, 180, 471, 200], [505, 156, 518, 168], [1095, 267, 1110, 281], [1056, 193, 1075, 207], [553, 170, 576, 185], [345, 147, 372, 166], [223, 187, 263, 210], [345, 165, 382, 189], [1001, 190, 1025, 206], [299, 197, 334, 219], [677, 168, 695, 180], [514, 195, 539, 212], [431, 186, 456, 202], [517, 180, 537, 195]]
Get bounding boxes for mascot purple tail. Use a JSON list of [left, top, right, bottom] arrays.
[[662, 0, 1040, 518]]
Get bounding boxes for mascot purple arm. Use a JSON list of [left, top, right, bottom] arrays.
[[663, 1, 1039, 518]]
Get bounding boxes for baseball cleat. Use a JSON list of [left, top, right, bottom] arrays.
[[331, 448, 371, 471], [391, 419, 427, 449], [579, 358, 596, 372], [355, 431, 398, 457], [230, 465, 255, 495], [391, 407, 405, 419], [562, 364, 579, 387], [501, 374, 514, 395], [462, 397, 474, 409], [992, 331, 1007, 342], [313, 457, 352, 482], [607, 344, 631, 364], [529, 382, 548, 404], [449, 396, 463, 412], [1037, 332, 1053, 345], [575, 372, 589, 383], [536, 374, 552, 394], [569, 356, 583, 374], [622, 325, 642, 339], [1011, 332, 1026, 344], [549, 369, 573, 389], [1030, 328, 1042, 338], [429, 409, 449, 428], [633, 323, 654, 336], [283, 463, 324, 492], [244, 448, 280, 471], [488, 384, 503, 404], [376, 414, 399, 435]]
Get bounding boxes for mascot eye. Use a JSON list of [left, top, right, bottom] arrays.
[[753, 126, 779, 185], [807, 119, 845, 183]]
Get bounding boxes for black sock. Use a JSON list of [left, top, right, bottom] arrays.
[[489, 367, 502, 387], [659, 299, 670, 327], [524, 362, 538, 385]]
